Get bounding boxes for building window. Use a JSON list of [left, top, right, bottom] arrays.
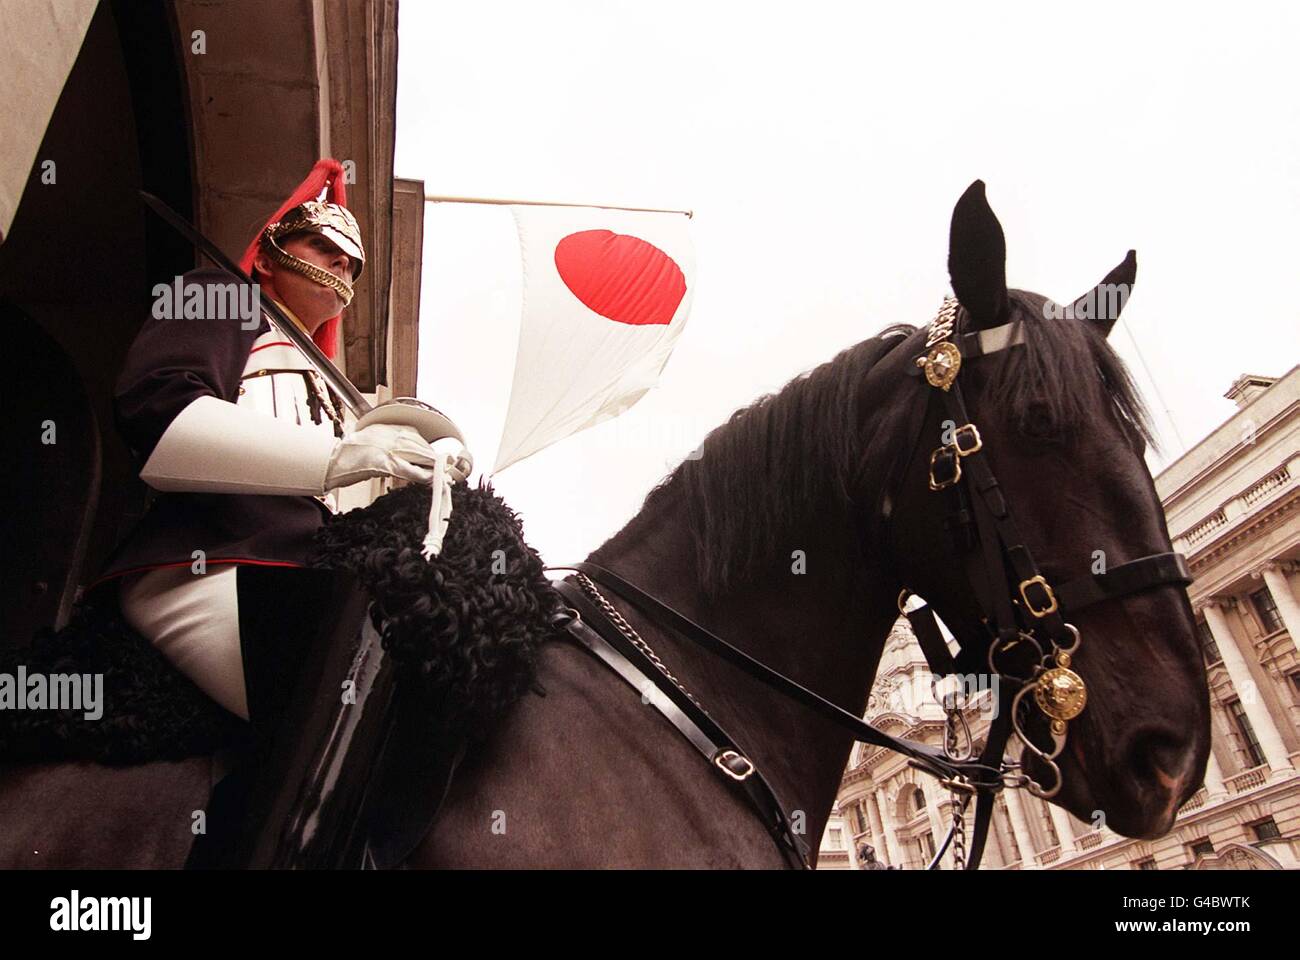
[[829, 828, 843, 848], [1226, 699, 1266, 768], [1197, 619, 1222, 664], [1251, 587, 1283, 635], [853, 802, 868, 834], [1289, 671, 1300, 701], [1250, 818, 1281, 841], [918, 832, 935, 863], [1135, 858, 1158, 871], [912, 786, 926, 816], [1189, 839, 1215, 860]]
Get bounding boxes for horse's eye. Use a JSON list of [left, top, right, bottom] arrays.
[[1021, 403, 1058, 442]]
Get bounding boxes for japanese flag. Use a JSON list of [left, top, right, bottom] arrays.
[[493, 204, 695, 472]]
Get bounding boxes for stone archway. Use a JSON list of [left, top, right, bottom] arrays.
[[0, 0, 194, 631]]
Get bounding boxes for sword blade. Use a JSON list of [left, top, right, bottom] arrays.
[[139, 190, 372, 416]]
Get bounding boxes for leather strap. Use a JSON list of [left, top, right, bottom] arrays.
[[554, 579, 812, 869], [555, 564, 1005, 789], [1056, 553, 1192, 611], [958, 321, 1026, 359], [904, 319, 1026, 375]]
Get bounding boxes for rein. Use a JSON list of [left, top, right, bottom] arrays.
[[546, 298, 1192, 870]]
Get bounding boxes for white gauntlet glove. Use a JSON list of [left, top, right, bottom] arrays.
[[329, 424, 465, 559], [324, 422, 440, 490], [140, 396, 466, 559], [141, 396, 446, 496]]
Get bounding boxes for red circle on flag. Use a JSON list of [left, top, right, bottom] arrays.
[[554, 230, 686, 326]]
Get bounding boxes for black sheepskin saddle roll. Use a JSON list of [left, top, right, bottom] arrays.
[[308, 481, 563, 738], [0, 596, 250, 765], [0, 481, 563, 765]]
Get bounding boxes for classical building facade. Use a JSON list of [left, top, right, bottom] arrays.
[[822, 365, 1300, 870]]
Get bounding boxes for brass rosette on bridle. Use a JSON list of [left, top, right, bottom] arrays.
[[916, 295, 962, 390], [1034, 653, 1087, 725], [261, 200, 365, 307]]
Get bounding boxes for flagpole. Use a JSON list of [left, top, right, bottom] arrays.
[[424, 193, 693, 219], [1117, 315, 1189, 456]]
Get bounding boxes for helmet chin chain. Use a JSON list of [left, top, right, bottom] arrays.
[[262, 233, 355, 307]]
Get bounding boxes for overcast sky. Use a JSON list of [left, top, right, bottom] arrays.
[[395, 0, 1300, 565]]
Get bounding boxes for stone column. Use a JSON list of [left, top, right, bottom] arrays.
[[871, 789, 904, 868], [917, 776, 952, 869], [988, 797, 1018, 868], [851, 799, 869, 843], [1202, 600, 1295, 778], [1002, 786, 1037, 867], [1203, 722, 1229, 798], [865, 791, 887, 864], [1259, 562, 1300, 641], [1047, 802, 1079, 857]]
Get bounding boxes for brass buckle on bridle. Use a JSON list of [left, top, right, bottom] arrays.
[[928, 445, 961, 490], [1018, 575, 1059, 618], [927, 423, 982, 490], [713, 749, 756, 782], [952, 423, 982, 455]]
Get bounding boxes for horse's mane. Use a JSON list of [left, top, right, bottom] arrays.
[[635, 292, 1154, 598], [635, 323, 918, 598]]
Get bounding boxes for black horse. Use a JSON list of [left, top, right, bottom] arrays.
[[0, 182, 1210, 868]]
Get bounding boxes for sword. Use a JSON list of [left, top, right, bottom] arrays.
[[139, 190, 472, 479]]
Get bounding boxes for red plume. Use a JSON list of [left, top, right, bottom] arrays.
[[240, 159, 352, 360]]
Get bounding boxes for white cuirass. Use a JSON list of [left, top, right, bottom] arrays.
[[237, 325, 351, 513]]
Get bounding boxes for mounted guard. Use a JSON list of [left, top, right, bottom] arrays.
[[85, 158, 469, 867]]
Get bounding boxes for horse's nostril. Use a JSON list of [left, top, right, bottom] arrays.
[[1126, 728, 1195, 795]]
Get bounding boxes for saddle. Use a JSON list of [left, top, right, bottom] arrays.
[[7, 481, 558, 868], [189, 565, 469, 870]]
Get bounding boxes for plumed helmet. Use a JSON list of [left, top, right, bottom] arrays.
[[239, 159, 363, 360]]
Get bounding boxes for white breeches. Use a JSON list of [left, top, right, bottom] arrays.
[[118, 564, 249, 720]]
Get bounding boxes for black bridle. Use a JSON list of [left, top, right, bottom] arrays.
[[881, 297, 1192, 867], [549, 297, 1192, 870]]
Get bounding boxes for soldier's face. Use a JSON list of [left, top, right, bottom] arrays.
[[255, 233, 354, 329]]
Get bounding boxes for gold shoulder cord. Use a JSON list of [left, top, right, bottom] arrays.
[[302, 370, 346, 438]]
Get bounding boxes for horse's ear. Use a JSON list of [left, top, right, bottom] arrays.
[[948, 180, 1009, 330], [1070, 249, 1136, 337]]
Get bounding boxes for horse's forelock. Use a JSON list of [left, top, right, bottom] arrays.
[[985, 291, 1157, 449]]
